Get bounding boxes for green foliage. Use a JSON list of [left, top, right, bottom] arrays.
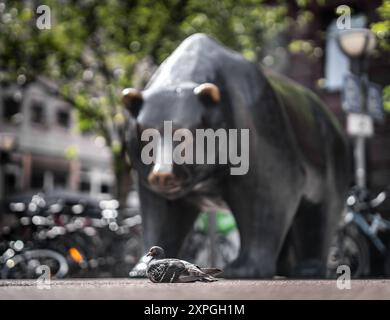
[[370, 0, 390, 113], [384, 85, 390, 113], [371, 0, 390, 51], [2, 0, 384, 135], [0, 0, 297, 144], [64, 145, 78, 160]]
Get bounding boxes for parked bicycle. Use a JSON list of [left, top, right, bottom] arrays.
[[0, 191, 142, 279], [327, 186, 390, 278]]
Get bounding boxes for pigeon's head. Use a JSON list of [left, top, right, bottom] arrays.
[[146, 246, 165, 259]]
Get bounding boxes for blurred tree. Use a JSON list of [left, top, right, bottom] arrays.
[[0, 0, 316, 204], [371, 0, 390, 112], [371, 0, 390, 52]]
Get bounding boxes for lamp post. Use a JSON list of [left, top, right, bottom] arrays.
[[337, 28, 377, 189]]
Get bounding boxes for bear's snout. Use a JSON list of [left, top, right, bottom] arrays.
[[148, 170, 179, 189]]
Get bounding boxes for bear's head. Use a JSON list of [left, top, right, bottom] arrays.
[[123, 82, 228, 199]]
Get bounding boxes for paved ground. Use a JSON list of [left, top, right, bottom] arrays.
[[0, 278, 390, 299]]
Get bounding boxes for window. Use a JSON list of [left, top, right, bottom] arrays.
[[80, 180, 90, 192], [30, 103, 45, 125], [54, 172, 67, 189], [31, 170, 44, 190], [57, 110, 70, 128], [101, 184, 111, 194], [4, 172, 17, 195], [3, 95, 21, 124]]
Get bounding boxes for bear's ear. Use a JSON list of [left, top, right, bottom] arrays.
[[194, 83, 221, 104], [122, 88, 143, 117]]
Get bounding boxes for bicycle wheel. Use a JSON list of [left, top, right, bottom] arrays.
[[383, 241, 390, 277], [1, 249, 69, 279], [327, 224, 370, 278]]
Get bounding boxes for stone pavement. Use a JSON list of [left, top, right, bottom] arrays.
[[0, 279, 390, 299]]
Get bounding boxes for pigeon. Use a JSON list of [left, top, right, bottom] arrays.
[[146, 246, 222, 283]]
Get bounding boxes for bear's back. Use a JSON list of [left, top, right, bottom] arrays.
[[268, 71, 347, 170], [146, 33, 254, 90]]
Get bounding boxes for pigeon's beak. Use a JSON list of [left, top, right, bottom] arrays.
[[146, 252, 152, 257]]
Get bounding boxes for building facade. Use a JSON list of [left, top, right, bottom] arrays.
[[0, 78, 114, 201]]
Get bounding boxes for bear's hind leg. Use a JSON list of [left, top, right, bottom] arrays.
[[221, 181, 300, 278], [289, 197, 342, 278]]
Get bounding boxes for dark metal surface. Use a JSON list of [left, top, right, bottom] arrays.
[[125, 33, 351, 278]]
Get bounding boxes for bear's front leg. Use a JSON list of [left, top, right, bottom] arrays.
[[223, 248, 278, 278], [138, 183, 200, 258]]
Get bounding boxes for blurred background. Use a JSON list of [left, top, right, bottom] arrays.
[[0, 0, 389, 279]]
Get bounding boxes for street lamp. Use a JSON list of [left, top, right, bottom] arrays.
[[337, 28, 377, 190], [337, 28, 377, 59]]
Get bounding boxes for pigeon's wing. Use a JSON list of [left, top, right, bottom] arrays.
[[148, 259, 186, 283], [178, 261, 219, 282], [182, 260, 221, 276]]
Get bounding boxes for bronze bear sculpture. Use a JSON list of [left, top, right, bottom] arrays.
[[123, 33, 350, 278]]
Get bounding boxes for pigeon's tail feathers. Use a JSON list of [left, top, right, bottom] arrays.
[[177, 275, 205, 283], [199, 268, 223, 277], [178, 274, 218, 282], [201, 275, 218, 282]]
